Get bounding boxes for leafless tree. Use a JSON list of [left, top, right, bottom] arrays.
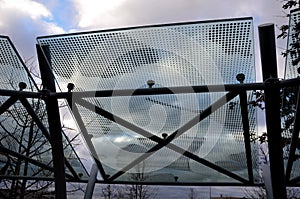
[[0, 58, 83, 198], [244, 186, 300, 199], [122, 162, 158, 199], [101, 168, 158, 199], [187, 188, 202, 199]]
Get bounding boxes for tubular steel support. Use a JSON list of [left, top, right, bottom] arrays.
[[259, 23, 287, 199], [84, 164, 98, 199], [286, 85, 300, 181], [0, 97, 18, 116], [239, 90, 254, 183], [36, 44, 67, 199]]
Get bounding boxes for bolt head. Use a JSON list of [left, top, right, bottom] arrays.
[[67, 83, 75, 92], [18, 82, 27, 90], [236, 73, 245, 83], [147, 80, 155, 88]]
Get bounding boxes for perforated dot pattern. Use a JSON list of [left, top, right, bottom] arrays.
[[0, 36, 89, 179], [37, 18, 257, 183], [0, 36, 36, 91], [285, 9, 300, 79], [283, 9, 300, 182]]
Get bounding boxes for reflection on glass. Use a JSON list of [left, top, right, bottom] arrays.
[[37, 17, 258, 183]]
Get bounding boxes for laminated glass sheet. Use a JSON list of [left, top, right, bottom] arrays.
[[0, 36, 37, 91], [285, 9, 300, 79], [37, 17, 258, 183], [284, 8, 300, 184], [0, 36, 88, 180]]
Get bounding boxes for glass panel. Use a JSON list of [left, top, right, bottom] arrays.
[[0, 36, 88, 180], [62, 131, 89, 180], [37, 18, 255, 91], [37, 17, 257, 183], [0, 36, 37, 91], [284, 9, 300, 183], [113, 148, 242, 183], [285, 9, 300, 79]]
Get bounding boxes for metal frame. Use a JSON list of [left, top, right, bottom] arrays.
[[259, 24, 286, 198], [1, 22, 299, 199], [1, 77, 300, 186], [1, 71, 300, 198]]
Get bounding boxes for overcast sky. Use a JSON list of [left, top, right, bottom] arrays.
[[0, 0, 289, 77], [0, 0, 292, 198]]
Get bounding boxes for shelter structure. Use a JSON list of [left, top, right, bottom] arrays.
[[0, 16, 299, 199]]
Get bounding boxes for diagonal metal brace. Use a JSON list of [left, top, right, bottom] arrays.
[[75, 92, 249, 183], [19, 97, 81, 180], [0, 97, 18, 116]]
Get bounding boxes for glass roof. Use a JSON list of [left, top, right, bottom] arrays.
[[37, 18, 258, 184], [0, 36, 88, 180]]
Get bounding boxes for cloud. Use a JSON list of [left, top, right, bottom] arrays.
[[0, 0, 289, 63], [67, 0, 288, 78], [1, 0, 52, 20], [69, 0, 286, 29], [71, 0, 127, 28], [0, 0, 65, 59]]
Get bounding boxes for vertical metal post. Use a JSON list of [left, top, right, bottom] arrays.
[[259, 23, 278, 80], [84, 164, 98, 199], [258, 24, 287, 199], [36, 44, 66, 199]]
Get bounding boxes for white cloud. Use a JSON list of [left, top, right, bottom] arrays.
[[0, 0, 65, 59], [68, 0, 288, 79], [1, 0, 52, 20], [71, 0, 127, 28], [68, 0, 288, 37]]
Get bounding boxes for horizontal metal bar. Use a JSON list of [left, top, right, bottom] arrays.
[[96, 180, 261, 187], [52, 78, 300, 98], [0, 78, 299, 99], [53, 83, 264, 98], [0, 89, 42, 98]]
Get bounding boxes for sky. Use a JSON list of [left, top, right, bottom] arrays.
[[0, 0, 293, 198], [0, 0, 289, 78]]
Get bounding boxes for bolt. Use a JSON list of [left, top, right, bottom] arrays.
[[236, 73, 245, 83], [147, 80, 155, 88], [18, 82, 27, 91], [67, 83, 75, 92]]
